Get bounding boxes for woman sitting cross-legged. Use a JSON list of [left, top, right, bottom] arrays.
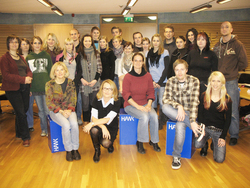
[[122, 52, 161, 154], [83, 79, 120, 163], [45, 62, 81, 162], [194, 71, 232, 163]]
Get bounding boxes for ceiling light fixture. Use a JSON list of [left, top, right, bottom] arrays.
[[121, 7, 130, 16], [190, 4, 212, 13], [127, 0, 138, 7], [37, 0, 53, 7], [51, 6, 64, 16], [217, 0, 232, 4], [103, 18, 113, 22], [148, 16, 157, 21]]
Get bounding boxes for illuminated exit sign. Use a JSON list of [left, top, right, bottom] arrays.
[[124, 17, 134, 23]]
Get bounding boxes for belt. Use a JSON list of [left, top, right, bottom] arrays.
[[207, 126, 223, 132]]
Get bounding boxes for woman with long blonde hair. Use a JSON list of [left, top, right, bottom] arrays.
[[195, 71, 232, 163]]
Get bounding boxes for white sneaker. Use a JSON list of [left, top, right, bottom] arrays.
[[172, 157, 181, 169], [77, 119, 83, 125], [197, 123, 205, 142], [41, 131, 47, 137]]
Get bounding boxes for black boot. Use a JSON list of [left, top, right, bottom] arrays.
[[136, 141, 145, 154], [159, 109, 168, 130], [93, 147, 101, 163], [72, 150, 81, 160], [149, 140, 161, 152], [200, 141, 208, 156], [108, 144, 114, 153], [66, 151, 73, 161]]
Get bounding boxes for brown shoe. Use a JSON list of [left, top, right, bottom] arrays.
[[23, 140, 30, 147]]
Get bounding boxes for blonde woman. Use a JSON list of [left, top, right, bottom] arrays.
[[195, 71, 232, 163], [83, 79, 120, 163], [43, 33, 62, 64]]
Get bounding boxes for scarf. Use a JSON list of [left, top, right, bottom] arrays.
[[81, 46, 99, 96], [66, 52, 78, 64], [113, 45, 123, 59], [148, 48, 161, 68]]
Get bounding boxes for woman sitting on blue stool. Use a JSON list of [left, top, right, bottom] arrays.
[[45, 62, 81, 162]]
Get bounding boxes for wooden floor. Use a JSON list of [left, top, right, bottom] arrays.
[[0, 100, 250, 188]]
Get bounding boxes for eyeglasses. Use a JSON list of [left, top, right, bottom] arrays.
[[103, 87, 113, 92]]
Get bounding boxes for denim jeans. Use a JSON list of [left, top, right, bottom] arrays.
[[50, 111, 79, 151], [76, 91, 82, 120], [194, 127, 226, 163], [162, 104, 192, 158], [26, 95, 34, 128], [124, 104, 159, 143], [34, 95, 49, 133], [225, 79, 239, 139], [5, 84, 30, 141], [113, 75, 119, 91], [152, 87, 165, 109]]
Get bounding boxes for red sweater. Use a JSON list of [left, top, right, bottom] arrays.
[[122, 68, 155, 108], [0, 52, 32, 91]]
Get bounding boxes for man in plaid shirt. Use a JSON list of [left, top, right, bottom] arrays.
[[162, 59, 204, 169]]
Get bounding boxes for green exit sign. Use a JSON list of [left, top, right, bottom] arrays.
[[124, 17, 134, 23]]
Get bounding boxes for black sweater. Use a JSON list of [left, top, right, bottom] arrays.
[[100, 49, 116, 80]]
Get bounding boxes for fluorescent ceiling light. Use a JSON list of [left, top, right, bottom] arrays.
[[121, 8, 130, 16], [217, 0, 232, 4], [37, 0, 53, 7], [190, 4, 212, 13], [103, 18, 113, 22], [51, 6, 64, 16], [148, 16, 157, 20], [127, 0, 138, 7]]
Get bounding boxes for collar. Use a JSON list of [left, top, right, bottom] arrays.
[[129, 67, 147, 77], [98, 97, 114, 108]]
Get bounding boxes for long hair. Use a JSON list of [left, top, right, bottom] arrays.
[[185, 28, 198, 48], [78, 34, 98, 60], [43, 33, 61, 55], [194, 32, 210, 51], [204, 71, 230, 111], [99, 36, 110, 53], [19, 38, 32, 55], [63, 38, 75, 59], [151, 34, 164, 55], [96, 79, 118, 101], [120, 42, 134, 73], [132, 52, 147, 72], [31, 36, 43, 52]]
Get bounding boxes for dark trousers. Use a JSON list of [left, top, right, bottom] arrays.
[[5, 84, 30, 141]]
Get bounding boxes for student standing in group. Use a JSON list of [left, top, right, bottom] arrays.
[[91, 26, 101, 51], [133, 32, 143, 52], [163, 25, 177, 60], [70, 28, 81, 52], [26, 36, 52, 137], [186, 28, 198, 51], [99, 36, 116, 82], [146, 34, 169, 130], [43, 33, 62, 64], [76, 34, 102, 123], [108, 26, 126, 49], [142, 37, 151, 58], [213, 21, 248, 146], [0, 35, 33, 146]]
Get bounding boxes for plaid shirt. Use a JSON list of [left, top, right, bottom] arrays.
[[162, 74, 200, 123]]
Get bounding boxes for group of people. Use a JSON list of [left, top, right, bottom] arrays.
[[0, 21, 248, 169]]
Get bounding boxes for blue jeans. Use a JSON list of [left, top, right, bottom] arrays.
[[76, 91, 82, 120], [162, 104, 192, 158], [26, 95, 34, 128], [125, 104, 159, 143], [194, 127, 226, 163], [113, 75, 119, 91], [152, 87, 165, 109], [226, 79, 239, 139], [34, 95, 49, 133], [50, 111, 79, 151]]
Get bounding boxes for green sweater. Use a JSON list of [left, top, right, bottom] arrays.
[[26, 51, 52, 93]]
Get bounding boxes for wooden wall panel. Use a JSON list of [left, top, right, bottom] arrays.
[[74, 24, 98, 39], [159, 21, 250, 70]]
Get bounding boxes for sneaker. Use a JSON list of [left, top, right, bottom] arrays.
[[197, 123, 205, 142], [29, 127, 34, 132], [172, 157, 181, 169], [41, 131, 47, 137], [77, 119, 83, 125]]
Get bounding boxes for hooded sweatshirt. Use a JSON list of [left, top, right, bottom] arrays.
[[213, 35, 248, 81]]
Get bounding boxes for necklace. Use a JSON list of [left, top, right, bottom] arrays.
[[10, 53, 19, 58]]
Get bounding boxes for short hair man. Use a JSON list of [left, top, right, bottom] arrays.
[[162, 59, 202, 170], [108, 26, 126, 49], [213, 21, 248, 146], [70, 28, 80, 52], [133, 32, 143, 52], [163, 25, 177, 60]]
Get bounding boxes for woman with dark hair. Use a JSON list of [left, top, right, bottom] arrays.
[[83, 79, 120, 163], [167, 36, 189, 79], [91, 26, 101, 51], [0, 34, 33, 146], [187, 31, 218, 156], [19, 38, 32, 59], [186, 28, 198, 51], [146, 34, 169, 129], [26, 36, 52, 137], [76, 34, 102, 123], [123, 52, 161, 154], [195, 71, 232, 163]]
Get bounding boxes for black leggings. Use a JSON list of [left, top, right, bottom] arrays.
[[90, 126, 112, 149]]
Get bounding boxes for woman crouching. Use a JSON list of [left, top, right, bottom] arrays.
[[45, 62, 81, 161]]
